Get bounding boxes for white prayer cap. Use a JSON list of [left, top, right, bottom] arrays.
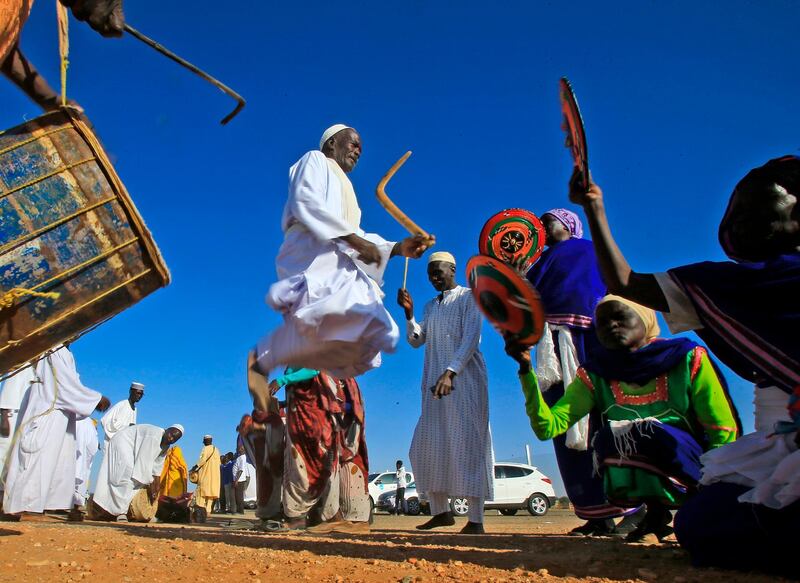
[[168, 424, 184, 435], [319, 124, 353, 150], [130, 382, 145, 392], [428, 251, 456, 266], [203, 434, 213, 440]]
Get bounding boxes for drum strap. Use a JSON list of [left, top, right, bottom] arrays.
[[56, 1, 69, 107]]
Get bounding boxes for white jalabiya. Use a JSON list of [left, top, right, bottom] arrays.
[[699, 430, 800, 509], [93, 424, 168, 517], [3, 347, 101, 514], [407, 286, 494, 506], [255, 150, 398, 378], [0, 365, 35, 483], [74, 417, 99, 506], [100, 399, 137, 443]]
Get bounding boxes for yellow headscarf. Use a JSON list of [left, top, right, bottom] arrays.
[[596, 294, 660, 340]]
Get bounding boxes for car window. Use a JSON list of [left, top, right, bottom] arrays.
[[494, 466, 505, 479], [368, 473, 380, 482], [376, 473, 397, 485], [503, 466, 528, 479]]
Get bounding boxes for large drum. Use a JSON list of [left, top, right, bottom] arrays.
[[0, 107, 170, 373]]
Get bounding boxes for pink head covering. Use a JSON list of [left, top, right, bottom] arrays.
[[543, 208, 584, 239]]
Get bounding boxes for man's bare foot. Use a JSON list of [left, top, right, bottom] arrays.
[[416, 512, 455, 530], [459, 521, 485, 534]]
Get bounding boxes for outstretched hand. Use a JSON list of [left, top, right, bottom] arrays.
[[503, 335, 532, 374], [61, 0, 125, 37], [95, 396, 111, 412], [394, 234, 435, 259], [568, 167, 603, 208]]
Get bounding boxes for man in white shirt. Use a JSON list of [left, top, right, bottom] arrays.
[[398, 252, 494, 535], [249, 124, 432, 381], [2, 346, 110, 518], [100, 382, 144, 444], [394, 460, 408, 515], [231, 445, 248, 514]]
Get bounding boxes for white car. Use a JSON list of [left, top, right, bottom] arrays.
[[367, 470, 414, 513], [420, 462, 556, 517]]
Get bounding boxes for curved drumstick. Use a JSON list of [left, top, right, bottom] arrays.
[[375, 151, 432, 240], [124, 24, 245, 125]]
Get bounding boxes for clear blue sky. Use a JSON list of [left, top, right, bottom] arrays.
[[3, 1, 799, 495]]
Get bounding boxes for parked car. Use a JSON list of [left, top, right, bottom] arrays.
[[376, 482, 423, 515], [418, 462, 556, 517], [367, 470, 415, 514]]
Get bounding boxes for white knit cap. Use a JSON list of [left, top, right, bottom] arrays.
[[319, 124, 353, 149], [428, 251, 456, 266], [130, 382, 144, 392], [168, 424, 184, 435]]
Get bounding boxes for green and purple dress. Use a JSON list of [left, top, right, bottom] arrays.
[[521, 343, 738, 507]]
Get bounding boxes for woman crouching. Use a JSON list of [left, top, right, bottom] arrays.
[[506, 295, 739, 542]]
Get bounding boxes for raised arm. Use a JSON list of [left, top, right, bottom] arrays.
[[505, 340, 595, 440], [569, 170, 668, 312]]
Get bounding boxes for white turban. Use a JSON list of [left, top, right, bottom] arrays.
[[319, 124, 353, 150], [168, 424, 184, 435], [428, 251, 456, 266], [203, 434, 212, 440]]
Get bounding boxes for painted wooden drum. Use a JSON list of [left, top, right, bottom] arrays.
[[128, 488, 158, 522], [0, 107, 170, 373], [466, 254, 544, 346], [478, 208, 546, 268]]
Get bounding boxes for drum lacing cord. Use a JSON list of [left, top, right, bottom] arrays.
[[0, 288, 60, 311]]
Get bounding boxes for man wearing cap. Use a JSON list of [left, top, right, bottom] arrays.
[[191, 434, 221, 515], [248, 124, 433, 381], [100, 382, 144, 444], [91, 423, 183, 521], [397, 252, 494, 534]]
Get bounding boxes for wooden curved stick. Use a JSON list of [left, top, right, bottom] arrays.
[[375, 151, 432, 239]]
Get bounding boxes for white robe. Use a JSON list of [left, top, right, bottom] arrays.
[[74, 417, 99, 506], [100, 399, 137, 443], [0, 365, 35, 485], [407, 286, 494, 500], [92, 424, 168, 517], [2, 347, 101, 514], [255, 150, 398, 378]]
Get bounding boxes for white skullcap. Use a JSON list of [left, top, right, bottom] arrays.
[[319, 124, 353, 150], [168, 424, 184, 435], [130, 382, 145, 392], [428, 251, 456, 266], [203, 434, 212, 440]]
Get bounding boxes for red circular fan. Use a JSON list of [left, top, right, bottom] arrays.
[[466, 255, 545, 346], [478, 208, 546, 268]]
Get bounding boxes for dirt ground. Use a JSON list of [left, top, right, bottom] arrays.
[[0, 510, 787, 583]]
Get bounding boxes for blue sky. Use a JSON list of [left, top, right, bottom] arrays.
[[3, 1, 799, 495]]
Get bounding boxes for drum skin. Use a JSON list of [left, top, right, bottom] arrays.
[[0, 108, 169, 373], [478, 208, 545, 268], [466, 255, 544, 346]]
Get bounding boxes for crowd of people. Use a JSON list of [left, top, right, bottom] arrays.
[[0, 1, 798, 579], [239, 124, 797, 579]]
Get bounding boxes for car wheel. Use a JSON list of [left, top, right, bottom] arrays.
[[369, 497, 375, 524], [526, 494, 549, 516], [450, 497, 469, 516], [499, 508, 518, 516], [406, 498, 421, 516]]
